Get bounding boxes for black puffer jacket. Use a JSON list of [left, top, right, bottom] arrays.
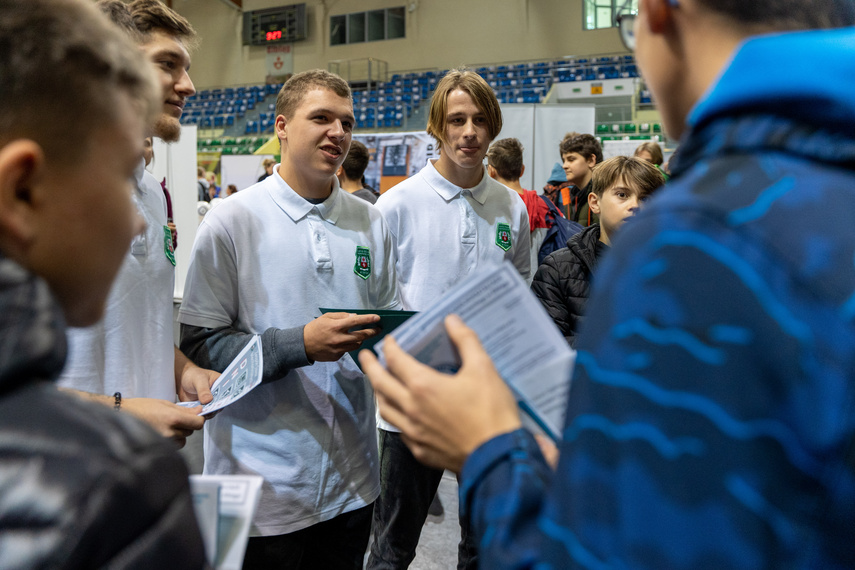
[[531, 224, 606, 347], [0, 256, 207, 570]]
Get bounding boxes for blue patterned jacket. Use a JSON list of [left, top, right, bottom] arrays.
[[460, 27, 855, 569]]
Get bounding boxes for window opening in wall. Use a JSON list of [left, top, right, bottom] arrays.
[[331, 7, 406, 46], [330, 14, 346, 45], [583, 0, 637, 30]]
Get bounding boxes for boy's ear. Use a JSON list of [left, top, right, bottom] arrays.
[[586, 154, 598, 169], [640, 0, 676, 35], [335, 165, 344, 178], [275, 114, 288, 142], [486, 165, 497, 179], [520, 164, 525, 178], [588, 190, 601, 214], [0, 140, 45, 254]]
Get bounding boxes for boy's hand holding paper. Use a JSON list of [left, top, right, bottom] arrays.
[[361, 262, 576, 473], [304, 312, 381, 362], [360, 315, 522, 473]]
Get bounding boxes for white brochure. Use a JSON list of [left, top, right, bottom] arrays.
[[375, 261, 575, 441], [189, 475, 263, 570], [178, 335, 263, 416]]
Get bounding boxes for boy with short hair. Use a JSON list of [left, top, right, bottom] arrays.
[[532, 156, 664, 346], [59, 0, 218, 447], [368, 70, 530, 570], [337, 140, 378, 204], [179, 69, 400, 569], [560, 133, 603, 226], [0, 0, 204, 566]]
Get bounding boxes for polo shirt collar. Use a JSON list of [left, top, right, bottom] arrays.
[[423, 159, 490, 205], [266, 167, 343, 224]]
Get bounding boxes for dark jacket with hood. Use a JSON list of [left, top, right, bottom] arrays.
[[531, 223, 606, 347], [460, 27, 855, 569], [0, 255, 206, 569]]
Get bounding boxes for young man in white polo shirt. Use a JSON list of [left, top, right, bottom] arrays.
[[59, 0, 218, 447], [368, 69, 530, 570], [178, 69, 400, 569]]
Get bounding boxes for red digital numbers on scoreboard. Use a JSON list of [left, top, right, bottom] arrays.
[[266, 30, 283, 41]]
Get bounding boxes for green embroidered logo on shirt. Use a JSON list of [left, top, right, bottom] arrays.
[[354, 246, 371, 280], [163, 226, 176, 266], [496, 222, 512, 251]]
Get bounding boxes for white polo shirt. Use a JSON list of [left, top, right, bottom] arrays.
[[375, 159, 530, 431], [59, 160, 175, 402], [377, 159, 530, 311], [178, 170, 400, 536]]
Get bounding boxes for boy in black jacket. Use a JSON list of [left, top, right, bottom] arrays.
[[531, 156, 664, 346]]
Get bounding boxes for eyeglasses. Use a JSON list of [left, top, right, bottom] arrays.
[[615, 0, 678, 52]]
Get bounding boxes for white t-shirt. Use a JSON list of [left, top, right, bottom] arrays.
[[59, 160, 175, 401], [178, 170, 400, 536], [375, 160, 530, 431]]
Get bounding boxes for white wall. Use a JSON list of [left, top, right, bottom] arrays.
[[149, 126, 199, 301], [221, 154, 276, 192], [495, 104, 595, 193]]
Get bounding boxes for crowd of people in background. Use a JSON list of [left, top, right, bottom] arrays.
[[1, 0, 853, 568]]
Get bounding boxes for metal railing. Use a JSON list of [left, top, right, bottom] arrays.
[[328, 58, 389, 92]]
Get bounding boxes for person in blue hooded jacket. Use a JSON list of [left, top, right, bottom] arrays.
[[361, 0, 855, 568]]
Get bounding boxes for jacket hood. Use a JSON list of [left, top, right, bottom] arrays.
[[548, 162, 567, 183], [673, 27, 855, 178], [689, 27, 855, 137], [0, 256, 66, 395]]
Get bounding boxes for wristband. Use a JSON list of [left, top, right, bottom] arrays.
[[113, 391, 122, 411]]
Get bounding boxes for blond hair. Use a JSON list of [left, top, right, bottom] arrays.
[[634, 141, 664, 166], [427, 70, 502, 150]]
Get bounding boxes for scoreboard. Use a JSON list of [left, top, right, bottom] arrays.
[[242, 4, 307, 46]]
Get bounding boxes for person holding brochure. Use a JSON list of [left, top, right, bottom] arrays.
[[58, 0, 219, 448], [179, 69, 400, 569], [0, 0, 205, 566], [368, 70, 530, 570], [363, 0, 855, 567]]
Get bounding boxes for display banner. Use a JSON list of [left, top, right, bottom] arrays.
[[354, 132, 440, 194], [266, 44, 293, 78]]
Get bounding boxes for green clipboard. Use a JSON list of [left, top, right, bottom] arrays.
[[319, 308, 417, 370]]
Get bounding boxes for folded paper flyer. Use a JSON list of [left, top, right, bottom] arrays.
[[178, 335, 263, 416], [374, 262, 575, 441]]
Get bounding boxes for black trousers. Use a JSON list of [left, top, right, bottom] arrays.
[[366, 430, 478, 570], [242, 503, 374, 570]]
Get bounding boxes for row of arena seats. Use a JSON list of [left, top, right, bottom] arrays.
[[181, 84, 281, 131], [188, 54, 647, 138], [639, 88, 654, 105]]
